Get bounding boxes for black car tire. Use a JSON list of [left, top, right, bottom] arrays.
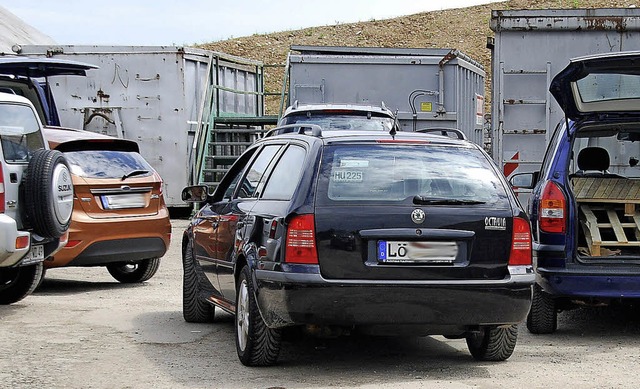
[[182, 240, 216, 323], [527, 283, 558, 334], [0, 263, 43, 305], [24, 149, 74, 239], [35, 268, 47, 290], [465, 324, 518, 361], [235, 265, 281, 366], [106, 258, 160, 283]]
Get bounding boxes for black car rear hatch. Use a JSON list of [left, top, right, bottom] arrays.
[[314, 205, 514, 281], [313, 140, 516, 281]]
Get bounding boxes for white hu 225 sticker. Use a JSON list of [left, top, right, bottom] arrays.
[[485, 217, 506, 230]]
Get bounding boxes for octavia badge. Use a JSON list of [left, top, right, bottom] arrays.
[[411, 209, 425, 224]]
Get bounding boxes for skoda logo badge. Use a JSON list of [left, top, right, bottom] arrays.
[[411, 209, 425, 224]]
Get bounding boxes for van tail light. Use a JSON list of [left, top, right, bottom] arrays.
[[509, 217, 532, 266], [0, 166, 4, 213], [539, 181, 566, 233], [285, 214, 318, 264]]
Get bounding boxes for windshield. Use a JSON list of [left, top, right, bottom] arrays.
[[0, 103, 44, 163], [317, 144, 510, 207], [281, 113, 394, 132], [64, 150, 154, 179]]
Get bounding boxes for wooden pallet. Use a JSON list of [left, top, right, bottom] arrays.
[[578, 204, 640, 256], [573, 178, 640, 256], [572, 177, 640, 203]]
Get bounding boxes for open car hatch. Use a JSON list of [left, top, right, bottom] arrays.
[[550, 51, 640, 122], [0, 57, 97, 77]]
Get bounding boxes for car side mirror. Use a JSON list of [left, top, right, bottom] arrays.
[[509, 172, 537, 189], [181, 185, 209, 202]]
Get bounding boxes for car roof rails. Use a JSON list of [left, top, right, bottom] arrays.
[[264, 123, 323, 138], [416, 128, 467, 140]]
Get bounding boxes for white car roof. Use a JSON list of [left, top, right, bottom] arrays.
[[282, 103, 395, 118], [0, 91, 36, 106]]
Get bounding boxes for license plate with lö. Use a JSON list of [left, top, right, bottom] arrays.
[[378, 240, 458, 263]]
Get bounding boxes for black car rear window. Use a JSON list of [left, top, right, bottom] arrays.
[[63, 150, 153, 179], [317, 144, 510, 206]]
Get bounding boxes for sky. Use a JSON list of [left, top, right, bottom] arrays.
[[0, 0, 503, 46]]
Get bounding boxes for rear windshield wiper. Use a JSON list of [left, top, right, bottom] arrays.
[[122, 169, 149, 180], [413, 195, 486, 205]]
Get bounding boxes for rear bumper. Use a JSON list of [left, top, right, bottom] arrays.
[[55, 237, 168, 267], [0, 214, 66, 268], [537, 266, 640, 299], [535, 244, 640, 299], [255, 265, 534, 331], [0, 214, 29, 267], [47, 209, 171, 267]]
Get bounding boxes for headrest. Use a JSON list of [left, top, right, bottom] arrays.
[[577, 147, 610, 172]]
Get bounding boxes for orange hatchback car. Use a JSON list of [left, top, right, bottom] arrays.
[[43, 127, 171, 283]]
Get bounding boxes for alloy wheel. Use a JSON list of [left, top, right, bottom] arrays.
[[236, 278, 250, 352]]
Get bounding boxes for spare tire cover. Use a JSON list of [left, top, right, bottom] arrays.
[[24, 149, 74, 239]]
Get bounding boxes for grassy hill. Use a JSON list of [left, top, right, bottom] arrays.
[[199, 0, 635, 114]]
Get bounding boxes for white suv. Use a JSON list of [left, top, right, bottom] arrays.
[[0, 93, 73, 304]]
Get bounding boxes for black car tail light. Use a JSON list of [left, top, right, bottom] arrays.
[[539, 180, 566, 233], [285, 214, 318, 264], [509, 217, 532, 266]]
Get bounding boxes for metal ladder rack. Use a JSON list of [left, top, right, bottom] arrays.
[[192, 53, 278, 189]]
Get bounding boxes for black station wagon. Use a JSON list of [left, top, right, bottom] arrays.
[[181, 126, 534, 366]]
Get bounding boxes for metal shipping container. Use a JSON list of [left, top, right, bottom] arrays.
[[15, 45, 271, 208], [489, 8, 640, 197], [283, 46, 486, 145]]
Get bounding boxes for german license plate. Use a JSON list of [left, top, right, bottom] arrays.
[[28, 245, 44, 261], [101, 193, 146, 209], [378, 240, 458, 263]]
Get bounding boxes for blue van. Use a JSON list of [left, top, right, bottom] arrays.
[[512, 51, 640, 334]]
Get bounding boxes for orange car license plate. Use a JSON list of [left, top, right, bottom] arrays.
[[101, 193, 146, 209]]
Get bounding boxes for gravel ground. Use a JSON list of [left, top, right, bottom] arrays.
[[2, 219, 640, 389]]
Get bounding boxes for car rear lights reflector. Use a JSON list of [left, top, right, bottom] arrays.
[[15, 235, 29, 250], [285, 214, 318, 264], [509, 217, 532, 266], [539, 180, 566, 233], [65, 239, 82, 248]]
